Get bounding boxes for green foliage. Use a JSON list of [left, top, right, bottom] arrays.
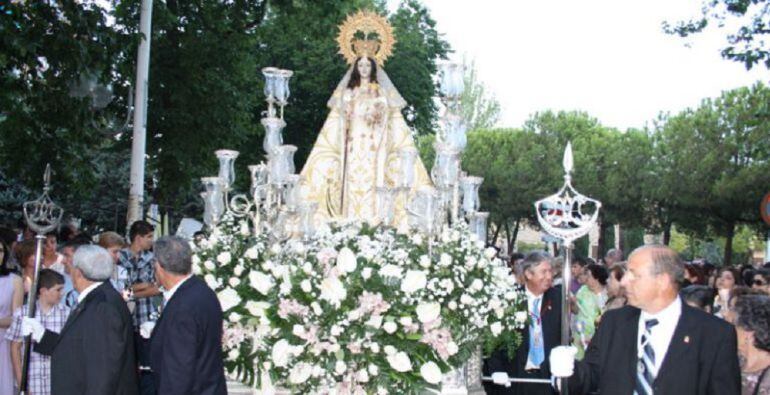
[[664, 0, 770, 69]]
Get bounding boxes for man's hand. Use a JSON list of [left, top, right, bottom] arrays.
[[549, 345, 577, 378], [491, 372, 511, 387], [21, 317, 45, 342]]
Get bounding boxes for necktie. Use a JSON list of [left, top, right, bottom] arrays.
[[528, 297, 544, 366], [635, 318, 659, 395]]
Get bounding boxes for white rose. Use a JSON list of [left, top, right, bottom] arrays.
[[289, 362, 313, 384], [419, 255, 431, 268], [460, 294, 473, 306], [439, 253, 452, 267], [249, 271, 274, 295], [244, 246, 260, 260], [379, 264, 403, 278], [384, 345, 397, 356], [331, 325, 343, 336], [399, 317, 413, 327], [386, 351, 412, 372], [447, 341, 459, 356], [361, 267, 373, 280], [490, 321, 503, 336], [515, 311, 528, 324], [228, 277, 240, 287], [245, 301, 270, 317], [335, 360, 347, 375], [471, 278, 484, 292], [368, 364, 379, 376], [302, 262, 313, 274], [204, 260, 216, 271], [272, 339, 292, 368], [420, 361, 442, 384], [320, 276, 347, 307], [416, 302, 441, 323], [204, 274, 218, 289], [369, 342, 380, 353], [216, 252, 232, 265], [229, 312, 241, 322], [505, 291, 517, 300], [400, 270, 427, 294], [301, 279, 312, 293], [233, 265, 244, 276], [366, 315, 383, 329], [356, 369, 370, 383], [448, 301, 457, 310], [382, 321, 397, 334], [292, 324, 305, 337], [336, 247, 357, 274], [217, 288, 241, 312]]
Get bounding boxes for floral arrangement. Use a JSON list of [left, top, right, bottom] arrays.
[[193, 213, 526, 394]]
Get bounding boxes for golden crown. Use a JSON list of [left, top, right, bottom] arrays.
[[337, 10, 395, 66]]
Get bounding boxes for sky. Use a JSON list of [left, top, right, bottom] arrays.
[[389, 0, 768, 130]]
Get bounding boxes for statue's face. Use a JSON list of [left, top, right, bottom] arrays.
[[357, 57, 372, 79]]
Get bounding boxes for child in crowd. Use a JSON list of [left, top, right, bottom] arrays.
[[6, 269, 70, 394]]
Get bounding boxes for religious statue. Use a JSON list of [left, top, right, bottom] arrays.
[[300, 11, 432, 226]]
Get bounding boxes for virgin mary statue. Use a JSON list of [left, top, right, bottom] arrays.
[[300, 11, 431, 226]]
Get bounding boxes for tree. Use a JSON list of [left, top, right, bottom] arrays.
[[664, 0, 770, 69], [459, 59, 501, 131]]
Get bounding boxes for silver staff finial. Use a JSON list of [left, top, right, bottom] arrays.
[[23, 164, 64, 235], [563, 141, 574, 176]]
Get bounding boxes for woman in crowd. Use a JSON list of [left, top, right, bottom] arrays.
[[683, 263, 706, 287], [714, 266, 743, 318], [723, 286, 766, 324], [604, 263, 627, 311], [752, 268, 770, 295], [680, 285, 714, 313], [0, 240, 24, 393], [573, 263, 609, 359], [732, 294, 770, 395]]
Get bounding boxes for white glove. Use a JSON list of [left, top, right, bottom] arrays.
[[549, 345, 577, 378], [21, 317, 45, 342], [139, 321, 156, 339], [491, 372, 511, 387]]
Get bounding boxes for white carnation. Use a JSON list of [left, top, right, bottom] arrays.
[[386, 351, 412, 372], [289, 362, 313, 384], [490, 321, 503, 336], [447, 341, 459, 356], [204, 260, 216, 271], [439, 253, 452, 267], [399, 317, 413, 327], [361, 267, 373, 280], [368, 364, 379, 376], [419, 255, 431, 268], [420, 361, 442, 384], [384, 345, 397, 356], [244, 246, 260, 260], [400, 270, 427, 294], [471, 278, 484, 292], [272, 339, 292, 368], [366, 315, 383, 329], [356, 369, 370, 383], [320, 276, 347, 307], [233, 265, 244, 276], [416, 302, 441, 323], [335, 360, 347, 375], [515, 311, 528, 324], [249, 271, 274, 295], [300, 279, 312, 293], [336, 247, 358, 274], [217, 287, 241, 312], [216, 252, 232, 265], [382, 321, 398, 334], [228, 277, 240, 287]]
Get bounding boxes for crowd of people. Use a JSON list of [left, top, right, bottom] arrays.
[[485, 247, 770, 395], [0, 220, 226, 394]]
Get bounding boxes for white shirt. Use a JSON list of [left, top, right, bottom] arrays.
[[637, 296, 682, 376], [525, 286, 545, 369], [162, 275, 193, 303], [77, 282, 103, 304]]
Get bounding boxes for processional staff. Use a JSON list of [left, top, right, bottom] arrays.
[[19, 164, 63, 395]]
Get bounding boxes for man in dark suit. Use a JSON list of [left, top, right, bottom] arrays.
[[484, 251, 562, 395], [550, 245, 741, 395], [22, 245, 138, 394], [149, 236, 227, 395]]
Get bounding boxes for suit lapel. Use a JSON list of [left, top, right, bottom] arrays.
[[59, 283, 103, 337], [622, 308, 642, 393], [654, 304, 695, 388]]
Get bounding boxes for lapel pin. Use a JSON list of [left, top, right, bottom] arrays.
[[684, 336, 690, 344]]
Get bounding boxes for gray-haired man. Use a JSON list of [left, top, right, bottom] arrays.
[[22, 245, 138, 394]]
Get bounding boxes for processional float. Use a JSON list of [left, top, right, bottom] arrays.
[[20, 165, 63, 395]]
